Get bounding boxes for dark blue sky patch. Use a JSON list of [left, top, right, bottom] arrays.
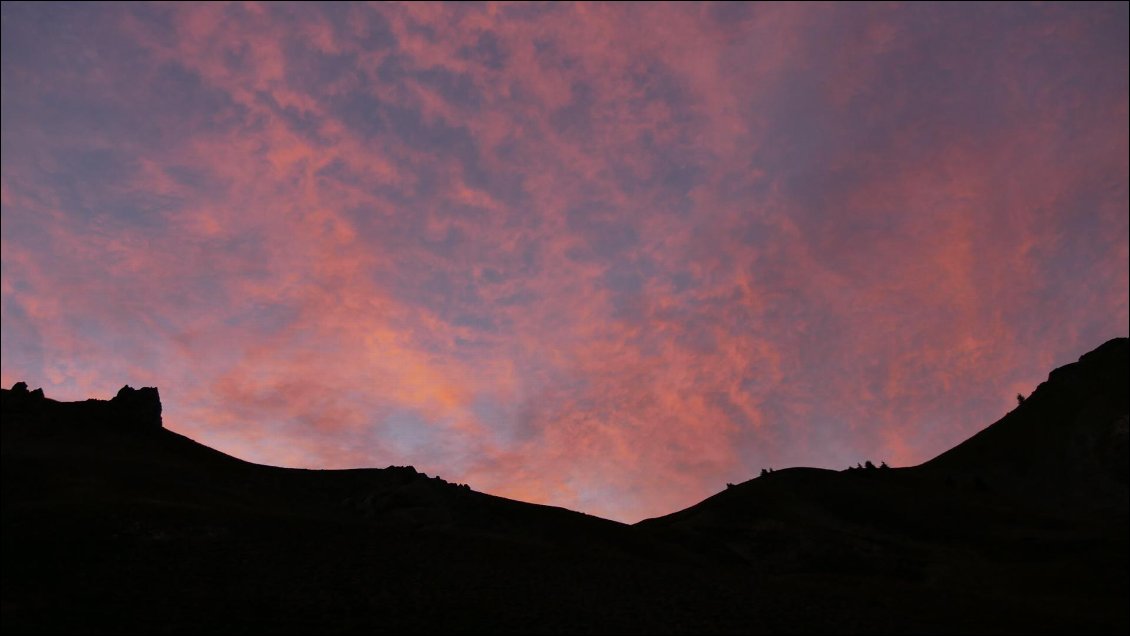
[[381, 102, 490, 192], [550, 81, 594, 139], [39, 147, 176, 229], [256, 89, 326, 143], [416, 66, 483, 111], [328, 89, 386, 140], [499, 1, 562, 22], [148, 62, 249, 138], [564, 202, 640, 262], [709, 1, 755, 28], [163, 164, 219, 192], [457, 30, 508, 71], [283, 39, 361, 96]]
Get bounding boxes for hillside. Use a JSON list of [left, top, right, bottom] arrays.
[[2, 339, 1127, 633]]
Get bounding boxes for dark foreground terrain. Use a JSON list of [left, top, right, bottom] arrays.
[[2, 339, 1127, 634]]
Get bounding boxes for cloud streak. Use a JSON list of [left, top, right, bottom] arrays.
[[3, 2, 1127, 522]]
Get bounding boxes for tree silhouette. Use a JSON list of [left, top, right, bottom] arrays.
[[1017, 392, 1026, 405], [864, 460, 876, 470]]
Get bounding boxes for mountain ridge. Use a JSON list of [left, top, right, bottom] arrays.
[[2, 337, 1127, 633]]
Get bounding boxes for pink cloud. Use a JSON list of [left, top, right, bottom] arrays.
[[2, 2, 1126, 521]]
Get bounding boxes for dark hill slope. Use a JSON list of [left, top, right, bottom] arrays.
[[3, 338, 1128, 633], [2, 387, 728, 634], [638, 338, 1128, 632], [920, 337, 1128, 510], [2, 383, 659, 547]]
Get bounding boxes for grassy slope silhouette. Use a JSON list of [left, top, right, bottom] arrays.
[[2, 338, 1126, 633]]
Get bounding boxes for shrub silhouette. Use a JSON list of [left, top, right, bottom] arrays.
[[1017, 393, 1026, 405], [864, 460, 877, 470]]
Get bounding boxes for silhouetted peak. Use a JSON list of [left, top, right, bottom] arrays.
[[921, 337, 1128, 510], [384, 465, 420, 483], [1079, 336, 1128, 365], [1036, 337, 1128, 401], [1, 382, 164, 430], [110, 385, 163, 429], [6, 381, 46, 407]]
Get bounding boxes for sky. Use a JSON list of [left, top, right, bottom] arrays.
[[2, 2, 1127, 523]]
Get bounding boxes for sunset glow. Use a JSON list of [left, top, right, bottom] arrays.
[[2, 2, 1126, 522]]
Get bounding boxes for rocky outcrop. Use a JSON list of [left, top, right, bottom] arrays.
[[2, 382, 163, 430], [5, 381, 46, 408], [920, 337, 1129, 511], [110, 385, 163, 429]]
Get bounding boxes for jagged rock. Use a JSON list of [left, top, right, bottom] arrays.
[[4, 382, 45, 410], [110, 385, 163, 429], [384, 465, 419, 485]]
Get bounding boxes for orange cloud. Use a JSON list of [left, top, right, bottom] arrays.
[[2, 2, 1126, 521]]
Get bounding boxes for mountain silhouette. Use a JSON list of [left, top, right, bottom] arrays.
[[921, 337, 1128, 509], [2, 338, 1127, 633]]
